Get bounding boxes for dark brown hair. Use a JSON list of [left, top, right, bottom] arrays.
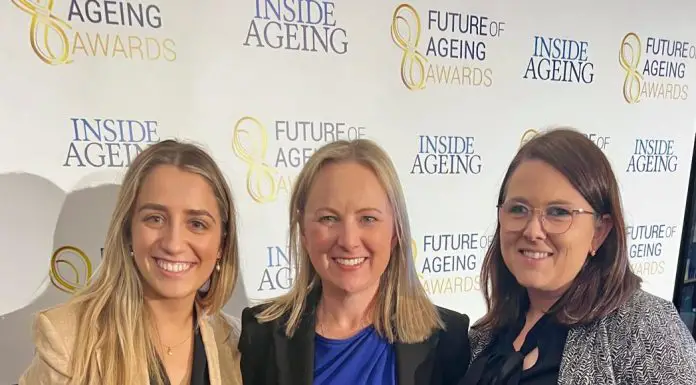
[[474, 127, 641, 332]]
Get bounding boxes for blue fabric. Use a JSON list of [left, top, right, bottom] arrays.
[[314, 326, 397, 385]]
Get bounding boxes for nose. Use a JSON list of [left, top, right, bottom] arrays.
[[522, 211, 547, 241], [337, 219, 361, 251], [160, 221, 186, 255]]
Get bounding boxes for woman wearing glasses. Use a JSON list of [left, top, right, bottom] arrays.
[[461, 128, 696, 384]]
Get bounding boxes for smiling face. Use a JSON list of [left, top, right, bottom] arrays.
[[301, 161, 396, 298], [499, 159, 611, 297], [130, 165, 223, 302]]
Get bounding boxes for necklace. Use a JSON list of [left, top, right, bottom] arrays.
[[163, 333, 192, 356]]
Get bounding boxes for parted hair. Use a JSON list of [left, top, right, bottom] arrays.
[[255, 138, 443, 343], [474, 128, 641, 332], [66, 139, 239, 385]]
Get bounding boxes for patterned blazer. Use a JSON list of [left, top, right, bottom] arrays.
[[469, 289, 696, 385]]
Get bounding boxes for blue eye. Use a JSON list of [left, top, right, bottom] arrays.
[[362, 216, 377, 223]]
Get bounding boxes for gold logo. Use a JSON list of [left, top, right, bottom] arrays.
[[11, 0, 73, 65], [50, 245, 93, 294], [232, 117, 279, 203], [519, 128, 539, 147], [619, 32, 643, 104], [391, 4, 427, 90], [410, 238, 423, 280]]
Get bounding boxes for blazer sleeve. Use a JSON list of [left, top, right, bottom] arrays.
[[238, 306, 271, 385], [18, 313, 72, 385], [626, 301, 696, 384], [438, 308, 472, 384]]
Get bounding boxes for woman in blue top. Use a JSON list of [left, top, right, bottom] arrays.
[[238, 139, 471, 385]]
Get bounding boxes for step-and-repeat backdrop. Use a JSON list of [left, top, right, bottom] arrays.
[[1, 0, 696, 381]]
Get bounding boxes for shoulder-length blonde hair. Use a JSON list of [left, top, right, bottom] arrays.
[[256, 139, 442, 343], [66, 139, 239, 385]]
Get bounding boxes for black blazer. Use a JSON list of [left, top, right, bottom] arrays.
[[238, 290, 471, 385]]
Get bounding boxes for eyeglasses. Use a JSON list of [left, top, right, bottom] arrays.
[[497, 201, 596, 234]]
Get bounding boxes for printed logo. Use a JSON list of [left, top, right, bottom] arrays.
[[64, 117, 160, 167], [524, 36, 594, 84], [619, 33, 693, 103], [626, 138, 678, 173], [627, 224, 678, 278], [232, 115, 366, 203], [11, 0, 176, 65], [257, 246, 294, 291], [390, 3, 505, 90], [244, 0, 348, 54], [519, 129, 611, 151], [412, 232, 491, 295], [519, 129, 539, 147], [50, 245, 102, 293], [411, 135, 482, 175]]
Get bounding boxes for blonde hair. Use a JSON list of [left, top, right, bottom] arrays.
[[256, 139, 442, 343], [66, 140, 239, 385]]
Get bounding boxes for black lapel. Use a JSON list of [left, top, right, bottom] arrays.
[[274, 286, 321, 385], [395, 332, 439, 385]]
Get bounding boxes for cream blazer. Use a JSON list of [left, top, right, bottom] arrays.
[[18, 301, 242, 385]]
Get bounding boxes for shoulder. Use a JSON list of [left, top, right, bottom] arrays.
[[238, 303, 277, 351], [19, 301, 85, 382], [240, 302, 275, 330], [206, 311, 242, 344], [603, 289, 682, 332], [600, 289, 696, 358], [433, 307, 472, 382], [434, 306, 471, 354], [436, 306, 470, 335], [599, 290, 696, 381], [33, 301, 85, 350]]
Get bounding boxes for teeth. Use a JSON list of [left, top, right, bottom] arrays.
[[335, 258, 367, 266], [522, 251, 551, 259], [156, 259, 193, 272]]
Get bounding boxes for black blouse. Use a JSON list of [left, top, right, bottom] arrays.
[[151, 325, 210, 385], [460, 313, 569, 385]]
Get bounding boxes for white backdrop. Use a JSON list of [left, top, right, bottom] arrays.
[[2, 0, 696, 382]]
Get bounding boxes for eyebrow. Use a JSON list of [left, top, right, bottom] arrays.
[[506, 197, 575, 206], [137, 203, 217, 223], [313, 206, 384, 214]]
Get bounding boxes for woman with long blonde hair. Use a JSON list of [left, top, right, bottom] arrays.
[[19, 140, 242, 385], [238, 138, 471, 385]]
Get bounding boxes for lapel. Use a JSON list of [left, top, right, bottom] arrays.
[[395, 332, 439, 385], [198, 311, 223, 385], [274, 314, 315, 385], [558, 321, 617, 385], [274, 286, 321, 385]]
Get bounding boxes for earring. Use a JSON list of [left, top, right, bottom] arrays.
[[590, 249, 596, 257], [215, 261, 221, 271]]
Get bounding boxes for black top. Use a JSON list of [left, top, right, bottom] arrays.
[[237, 285, 472, 385], [151, 323, 210, 385], [460, 312, 569, 385]]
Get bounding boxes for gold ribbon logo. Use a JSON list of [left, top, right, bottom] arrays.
[[619, 32, 643, 104], [50, 245, 93, 294], [391, 4, 427, 90], [411, 238, 423, 280], [519, 128, 539, 148], [11, 0, 73, 65], [232, 117, 279, 203]]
